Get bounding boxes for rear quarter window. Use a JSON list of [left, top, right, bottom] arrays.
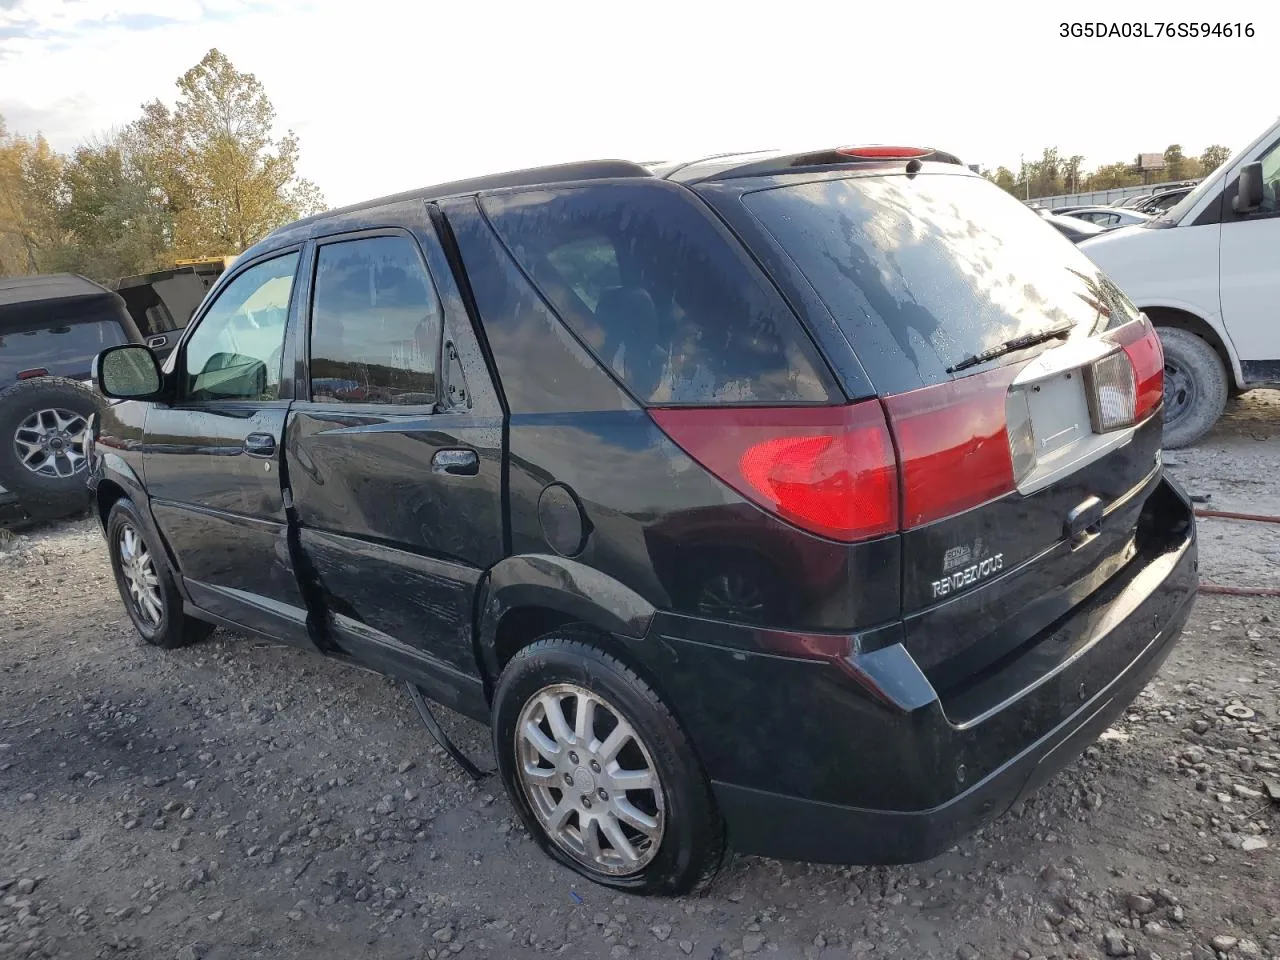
[[480, 181, 834, 405]]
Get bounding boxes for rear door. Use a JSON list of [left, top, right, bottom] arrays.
[[143, 249, 311, 645], [285, 216, 504, 698], [716, 169, 1165, 689]]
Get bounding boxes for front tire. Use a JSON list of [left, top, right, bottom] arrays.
[[106, 498, 214, 649], [1158, 327, 1228, 449], [492, 633, 724, 895]]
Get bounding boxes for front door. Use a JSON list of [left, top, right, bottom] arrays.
[[144, 249, 312, 645], [284, 225, 504, 701], [1219, 135, 1280, 375]]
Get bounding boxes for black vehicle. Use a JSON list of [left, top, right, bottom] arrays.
[[1133, 187, 1194, 215], [89, 147, 1198, 896], [0, 274, 137, 520], [110, 257, 233, 361]]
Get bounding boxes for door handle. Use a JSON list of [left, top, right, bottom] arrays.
[[146, 334, 169, 350], [432, 448, 479, 476], [244, 432, 277, 458]]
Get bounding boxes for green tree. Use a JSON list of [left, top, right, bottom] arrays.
[[1199, 144, 1231, 174], [49, 131, 174, 280], [0, 116, 66, 275], [1163, 144, 1185, 182], [133, 49, 325, 257]]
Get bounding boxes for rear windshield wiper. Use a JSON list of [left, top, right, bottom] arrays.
[[946, 322, 1074, 374]]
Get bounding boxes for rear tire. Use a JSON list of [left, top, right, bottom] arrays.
[[1157, 327, 1227, 449], [0, 377, 100, 520], [106, 498, 214, 649], [492, 632, 724, 896]]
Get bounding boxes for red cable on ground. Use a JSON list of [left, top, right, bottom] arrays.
[[1201, 583, 1280, 598], [1191, 509, 1280, 597], [1195, 509, 1280, 525]]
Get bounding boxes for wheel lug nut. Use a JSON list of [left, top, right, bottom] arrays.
[[597, 788, 608, 801], [563, 773, 574, 786], [590, 760, 601, 773], [568, 752, 578, 764], [581, 796, 592, 809]]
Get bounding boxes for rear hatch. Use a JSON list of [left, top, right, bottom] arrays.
[[732, 167, 1165, 695]]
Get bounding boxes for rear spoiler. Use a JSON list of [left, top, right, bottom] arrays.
[[676, 146, 967, 183]]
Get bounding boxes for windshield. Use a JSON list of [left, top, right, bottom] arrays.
[[742, 172, 1135, 392], [1156, 164, 1230, 224]]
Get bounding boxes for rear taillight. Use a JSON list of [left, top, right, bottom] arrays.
[[1086, 351, 1138, 431], [1087, 317, 1164, 431], [1111, 317, 1164, 422], [17, 368, 48, 380], [649, 402, 898, 543], [882, 365, 1022, 528], [836, 145, 934, 160]]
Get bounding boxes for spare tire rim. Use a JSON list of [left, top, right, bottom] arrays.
[[117, 523, 162, 626], [1163, 358, 1197, 428], [515, 682, 665, 876], [14, 407, 89, 479]]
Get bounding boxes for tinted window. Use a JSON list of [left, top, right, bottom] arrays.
[[481, 182, 832, 405], [309, 235, 440, 405], [183, 253, 297, 402], [744, 174, 1127, 388], [0, 319, 128, 384]]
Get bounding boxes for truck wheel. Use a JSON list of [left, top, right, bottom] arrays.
[[1158, 327, 1228, 449], [106, 498, 214, 649], [0, 377, 100, 520], [492, 633, 724, 895]]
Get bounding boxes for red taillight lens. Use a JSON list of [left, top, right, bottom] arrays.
[[882, 364, 1022, 528], [649, 402, 898, 543], [1110, 318, 1164, 422], [17, 368, 48, 380], [836, 145, 933, 159]]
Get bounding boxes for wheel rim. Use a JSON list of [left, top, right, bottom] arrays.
[[514, 683, 665, 876], [117, 524, 163, 626], [1163, 357, 1197, 428], [13, 407, 89, 479]]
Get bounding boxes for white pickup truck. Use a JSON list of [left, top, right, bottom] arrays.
[[1080, 116, 1280, 447]]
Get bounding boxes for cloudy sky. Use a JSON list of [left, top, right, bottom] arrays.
[[0, 0, 1274, 209]]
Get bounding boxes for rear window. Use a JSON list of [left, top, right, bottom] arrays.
[[480, 181, 833, 405], [0, 319, 128, 384], [743, 173, 1133, 391]]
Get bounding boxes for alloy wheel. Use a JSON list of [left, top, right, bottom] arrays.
[[514, 683, 665, 876], [14, 407, 89, 479], [118, 524, 163, 626]]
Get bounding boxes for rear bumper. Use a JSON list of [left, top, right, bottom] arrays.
[[647, 475, 1197, 864]]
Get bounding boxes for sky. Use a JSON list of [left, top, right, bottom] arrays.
[[0, 0, 1275, 209]]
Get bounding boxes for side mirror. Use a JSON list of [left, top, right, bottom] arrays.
[[1232, 161, 1264, 214], [93, 344, 163, 400]]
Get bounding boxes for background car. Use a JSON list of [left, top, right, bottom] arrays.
[[0, 274, 128, 521], [1042, 212, 1108, 243], [1063, 207, 1153, 229]]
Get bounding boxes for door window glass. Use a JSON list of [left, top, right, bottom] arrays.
[[183, 253, 297, 402], [309, 235, 441, 405]]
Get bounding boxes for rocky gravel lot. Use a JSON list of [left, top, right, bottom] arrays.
[[1, 393, 1278, 960]]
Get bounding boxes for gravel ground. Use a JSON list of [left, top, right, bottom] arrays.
[[1, 393, 1278, 960]]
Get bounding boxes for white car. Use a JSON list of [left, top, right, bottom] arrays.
[[1079, 117, 1280, 447], [1063, 207, 1153, 229]]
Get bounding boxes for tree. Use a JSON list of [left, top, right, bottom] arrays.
[[53, 131, 173, 280], [0, 117, 65, 275], [1164, 144, 1185, 182], [984, 166, 1018, 194], [1199, 144, 1231, 174], [133, 49, 325, 257]]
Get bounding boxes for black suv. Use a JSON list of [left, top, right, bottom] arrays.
[[89, 148, 1198, 895], [1, 274, 137, 521]]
